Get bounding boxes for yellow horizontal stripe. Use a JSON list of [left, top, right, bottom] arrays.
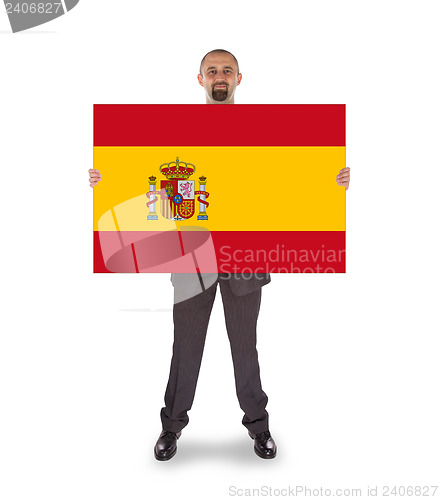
[[94, 146, 345, 231]]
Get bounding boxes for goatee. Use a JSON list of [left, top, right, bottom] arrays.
[[212, 87, 228, 102]]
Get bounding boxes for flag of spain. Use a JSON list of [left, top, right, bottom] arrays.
[[94, 104, 345, 273]]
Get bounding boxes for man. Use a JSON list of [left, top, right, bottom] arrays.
[[89, 49, 351, 462]]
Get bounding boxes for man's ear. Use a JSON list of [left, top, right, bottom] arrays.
[[237, 73, 242, 86], [197, 74, 204, 87]]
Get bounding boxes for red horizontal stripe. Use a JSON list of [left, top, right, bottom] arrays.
[[94, 230, 345, 273], [212, 231, 345, 273], [94, 104, 345, 147]]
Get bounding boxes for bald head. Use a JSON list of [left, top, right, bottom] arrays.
[[199, 49, 240, 77]]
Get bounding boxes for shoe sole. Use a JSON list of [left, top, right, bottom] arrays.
[[154, 447, 177, 461], [254, 445, 277, 459]]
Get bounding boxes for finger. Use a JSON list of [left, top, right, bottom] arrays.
[[339, 167, 350, 173], [337, 181, 349, 188], [337, 173, 350, 180], [88, 169, 100, 173], [89, 174, 102, 181]]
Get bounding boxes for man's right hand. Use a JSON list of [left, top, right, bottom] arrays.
[[89, 169, 102, 188]]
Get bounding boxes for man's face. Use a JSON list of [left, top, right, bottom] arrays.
[[197, 53, 242, 104]]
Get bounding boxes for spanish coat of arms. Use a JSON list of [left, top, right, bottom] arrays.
[[145, 157, 210, 221]]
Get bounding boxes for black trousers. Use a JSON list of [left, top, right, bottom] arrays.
[[160, 275, 269, 435]]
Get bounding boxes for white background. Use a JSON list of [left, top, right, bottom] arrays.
[[1, 1, 438, 499]]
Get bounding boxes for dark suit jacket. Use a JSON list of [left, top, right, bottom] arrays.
[[225, 273, 271, 296], [170, 272, 270, 300]]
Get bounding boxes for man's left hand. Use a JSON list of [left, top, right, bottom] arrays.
[[336, 167, 350, 190]]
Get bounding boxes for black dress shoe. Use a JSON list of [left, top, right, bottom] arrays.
[[154, 430, 181, 461], [249, 430, 277, 459]]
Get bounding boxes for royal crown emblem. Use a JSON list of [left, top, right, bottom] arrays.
[[145, 157, 210, 221], [159, 157, 195, 180]]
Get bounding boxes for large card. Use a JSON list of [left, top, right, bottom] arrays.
[[94, 104, 345, 273]]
